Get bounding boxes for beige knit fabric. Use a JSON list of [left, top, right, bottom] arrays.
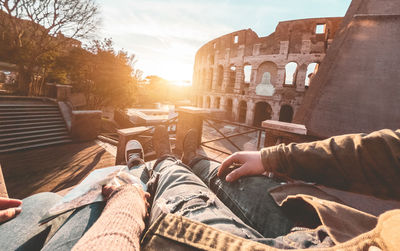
[[72, 185, 147, 251]]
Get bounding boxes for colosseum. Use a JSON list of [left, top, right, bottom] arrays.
[[192, 17, 343, 127]]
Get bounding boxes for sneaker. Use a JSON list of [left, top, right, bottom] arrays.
[[152, 125, 171, 158], [125, 140, 145, 169], [181, 129, 198, 165]]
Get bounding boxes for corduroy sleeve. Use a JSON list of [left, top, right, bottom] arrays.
[[72, 185, 147, 251], [260, 129, 400, 200]]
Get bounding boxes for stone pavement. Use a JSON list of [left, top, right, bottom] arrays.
[[0, 141, 115, 199]]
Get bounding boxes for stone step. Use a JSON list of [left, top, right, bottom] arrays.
[[0, 120, 65, 129], [0, 135, 71, 149], [0, 104, 57, 108], [0, 107, 59, 112], [0, 124, 66, 134], [0, 114, 61, 120], [0, 111, 60, 116], [1, 117, 64, 125], [0, 128, 67, 138], [0, 139, 73, 154], [0, 131, 69, 144]]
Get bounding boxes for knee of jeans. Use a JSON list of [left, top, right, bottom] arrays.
[[23, 192, 62, 208], [155, 191, 216, 216]]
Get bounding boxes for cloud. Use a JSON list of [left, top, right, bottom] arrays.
[[96, 0, 351, 81]]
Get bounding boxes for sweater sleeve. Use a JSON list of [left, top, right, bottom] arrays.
[[72, 185, 147, 251], [260, 129, 400, 200]]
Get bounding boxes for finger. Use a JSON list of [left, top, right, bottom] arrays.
[[144, 192, 151, 199], [0, 198, 22, 210], [0, 207, 22, 223], [225, 163, 250, 182], [102, 185, 116, 199], [218, 153, 241, 177]]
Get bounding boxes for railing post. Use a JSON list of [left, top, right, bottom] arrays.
[[175, 106, 209, 155], [262, 120, 308, 147], [115, 127, 150, 165]]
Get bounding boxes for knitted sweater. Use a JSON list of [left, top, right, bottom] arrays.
[[72, 185, 147, 251]]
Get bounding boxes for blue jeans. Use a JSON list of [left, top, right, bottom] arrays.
[[148, 156, 333, 249], [0, 192, 104, 251]]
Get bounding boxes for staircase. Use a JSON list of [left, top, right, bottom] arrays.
[[0, 101, 72, 154]]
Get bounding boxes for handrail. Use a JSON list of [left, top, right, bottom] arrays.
[[201, 117, 265, 155]]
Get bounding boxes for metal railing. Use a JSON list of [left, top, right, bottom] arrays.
[[200, 117, 265, 156]]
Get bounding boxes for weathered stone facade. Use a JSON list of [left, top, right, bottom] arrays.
[[192, 17, 342, 127]]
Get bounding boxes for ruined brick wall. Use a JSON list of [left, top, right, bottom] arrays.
[[192, 17, 342, 127]]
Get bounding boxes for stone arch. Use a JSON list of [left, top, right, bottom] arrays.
[[284, 62, 298, 85], [305, 63, 319, 87], [208, 68, 213, 90], [238, 100, 247, 123], [256, 61, 278, 85], [243, 64, 252, 84], [215, 96, 221, 109], [279, 105, 294, 123], [201, 69, 207, 89], [198, 96, 203, 107], [217, 65, 224, 87], [225, 98, 233, 120], [253, 102, 272, 127], [227, 65, 236, 91], [206, 96, 211, 108]]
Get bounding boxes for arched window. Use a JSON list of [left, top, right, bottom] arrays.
[[305, 63, 319, 87], [228, 65, 236, 91], [279, 105, 294, 122], [208, 68, 213, 90], [238, 101, 247, 123], [244, 65, 252, 83], [285, 62, 298, 85], [217, 65, 224, 87], [206, 96, 211, 108]]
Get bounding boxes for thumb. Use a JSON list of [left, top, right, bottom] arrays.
[[225, 164, 249, 182], [0, 207, 22, 223]]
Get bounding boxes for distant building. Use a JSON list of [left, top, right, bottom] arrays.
[[192, 17, 342, 126]]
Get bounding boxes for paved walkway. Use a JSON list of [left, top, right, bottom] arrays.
[[0, 141, 115, 199]]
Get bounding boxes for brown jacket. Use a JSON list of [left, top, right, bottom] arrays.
[[261, 129, 400, 244]]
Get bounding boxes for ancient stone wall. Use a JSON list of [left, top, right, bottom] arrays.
[[192, 17, 342, 127]]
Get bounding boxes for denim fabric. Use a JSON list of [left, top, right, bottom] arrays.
[[0, 192, 63, 251], [189, 158, 294, 238], [146, 156, 334, 249], [148, 156, 269, 242], [41, 202, 105, 251]]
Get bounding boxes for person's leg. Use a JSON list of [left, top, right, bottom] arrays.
[[43, 140, 146, 251], [0, 192, 64, 251], [41, 202, 105, 251], [180, 129, 293, 238], [149, 155, 266, 240], [148, 126, 266, 241], [189, 157, 294, 238]]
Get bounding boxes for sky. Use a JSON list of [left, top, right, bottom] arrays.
[[96, 0, 352, 84]]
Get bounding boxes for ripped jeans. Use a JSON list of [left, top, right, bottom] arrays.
[[148, 156, 292, 247], [147, 156, 334, 249]]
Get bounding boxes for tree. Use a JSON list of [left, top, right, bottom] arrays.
[[56, 39, 138, 109], [0, 0, 99, 95]]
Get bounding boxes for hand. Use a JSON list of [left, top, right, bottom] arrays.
[[0, 197, 22, 223], [218, 151, 265, 182]]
